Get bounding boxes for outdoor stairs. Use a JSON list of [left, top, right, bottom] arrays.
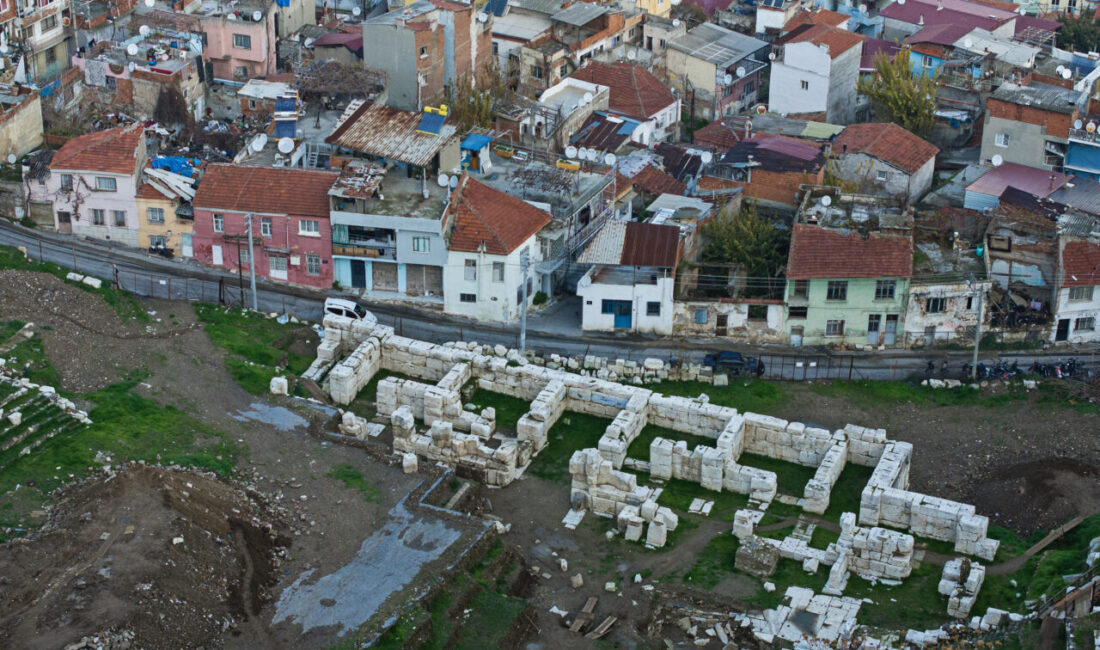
[[791, 518, 816, 544]]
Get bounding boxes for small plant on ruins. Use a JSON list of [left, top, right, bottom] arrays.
[[531, 291, 548, 306]]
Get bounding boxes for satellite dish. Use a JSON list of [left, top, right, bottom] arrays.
[[672, 18, 681, 26], [897, 0, 904, 4], [1074, 119, 1083, 130], [438, 173, 449, 187], [252, 10, 262, 21], [736, 66, 746, 78], [577, 147, 588, 160], [139, 25, 151, 36], [991, 154, 1003, 167], [0, 44, 6, 54], [1056, 65, 1066, 74], [768, 52, 776, 61], [756, 104, 767, 115], [6, 154, 15, 164], [1018, 6, 1025, 14], [587, 149, 599, 161], [449, 176, 459, 190], [745, 119, 753, 131], [582, 91, 593, 104], [859, 3, 867, 12], [476, 11, 488, 22], [251, 139, 264, 152], [603, 153, 617, 166], [723, 74, 733, 85], [277, 138, 295, 153], [257, 133, 268, 147], [353, 6, 361, 14], [1062, 68, 1072, 79], [627, 49, 636, 60], [821, 195, 832, 206], [565, 145, 578, 159], [1087, 121, 1097, 133], [144, 0, 154, 6], [128, 62, 136, 72], [671, 0, 681, 5], [127, 44, 139, 56], [227, 12, 235, 19], [964, 38, 973, 48], [700, 151, 713, 164]]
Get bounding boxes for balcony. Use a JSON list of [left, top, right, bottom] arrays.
[[332, 237, 396, 261], [1068, 127, 1100, 146]]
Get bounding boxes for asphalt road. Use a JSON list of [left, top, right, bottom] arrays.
[[1, 220, 1095, 382]]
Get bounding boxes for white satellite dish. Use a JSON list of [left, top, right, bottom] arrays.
[[127, 44, 139, 56], [277, 137, 295, 154], [565, 145, 578, 159], [1087, 121, 1097, 133], [700, 151, 713, 164], [353, 6, 361, 15], [0, 44, 8, 54], [140, 25, 151, 36], [736, 66, 746, 78], [582, 91, 593, 104], [128, 62, 136, 72], [1062, 68, 1072, 79], [252, 10, 262, 21], [449, 176, 459, 190], [587, 149, 599, 162], [768, 52, 776, 61], [756, 104, 767, 115], [603, 152, 617, 166], [227, 12, 236, 19], [257, 133, 268, 147], [1074, 119, 1083, 130], [6, 154, 15, 164], [251, 139, 264, 152], [672, 18, 681, 26], [144, 0, 154, 6], [438, 173, 449, 187], [1018, 6, 1025, 14], [1056, 65, 1066, 74], [577, 147, 588, 160], [897, 0, 904, 5], [859, 3, 867, 12], [627, 49, 636, 60], [991, 154, 1003, 167], [964, 38, 973, 48], [821, 195, 832, 206], [671, 0, 681, 5], [476, 11, 488, 22], [723, 73, 733, 85]]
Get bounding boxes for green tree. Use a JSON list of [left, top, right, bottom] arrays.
[[857, 48, 937, 138], [1057, 15, 1100, 53], [700, 201, 789, 297]]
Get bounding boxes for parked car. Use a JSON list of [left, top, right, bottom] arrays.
[[324, 297, 370, 320], [703, 351, 761, 375]]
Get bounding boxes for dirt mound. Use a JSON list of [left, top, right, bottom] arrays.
[[969, 457, 1100, 535], [0, 465, 291, 650]]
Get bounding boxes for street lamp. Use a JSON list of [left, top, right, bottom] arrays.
[[968, 276, 984, 381]]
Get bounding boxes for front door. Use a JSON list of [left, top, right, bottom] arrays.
[[716, 314, 728, 336], [884, 314, 898, 346], [350, 259, 367, 288], [269, 256, 288, 281], [790, 326, 803, 347], [1056, 319, 1070, 341], [867, 314, 881, 345], [57, 211, 72, 234], [924, 325, 936, 346], [603, 300, 631, 329], [211, 244, 223, 266], [181, 233, 193, 258]]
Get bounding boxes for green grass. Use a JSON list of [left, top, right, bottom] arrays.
[[4, 335, 62, 388], [0, 244, 148, 323], [822, 463, 875, 520], [682, 532, 740, 588], [653, 476, 750, 521], [627, 424, 718, 463], [0, 319, 25, 344], [739, 452, 817, 497], [848, 561, 948, 631], [526, 412, 610, 483], [468, 389, 531, 430], [195, 303, 314, 395], [658, 379, 786, 414], [451, 587, 526, 650], [810, 380, 1035, 409], [327, 464, 380, 502]]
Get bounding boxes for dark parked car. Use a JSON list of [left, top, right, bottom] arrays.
[[703, 351, 761, 376]]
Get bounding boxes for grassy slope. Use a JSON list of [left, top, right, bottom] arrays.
[[195, 303, 314, 395]]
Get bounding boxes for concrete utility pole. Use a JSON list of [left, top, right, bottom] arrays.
[[969, 276, 983, 381], [246, 213, 258, 312], [519, 250, 529, 351]]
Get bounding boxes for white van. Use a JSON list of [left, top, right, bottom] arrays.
[[324, 297, 369, 320]]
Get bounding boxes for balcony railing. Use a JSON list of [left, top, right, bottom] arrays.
[[332, 239, 396, 260], [1068, 127, 1100, 146]]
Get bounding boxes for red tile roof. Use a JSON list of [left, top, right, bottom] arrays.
[[779, 23, 864, 59], [783, 8, 849, 32], [50, 124, 144, 175], [570, 61, 677, 121], [1061, 241, 1100, 288], [787, 224, 913, 279], [446, 175, 552, 255], [136, 179, 172, 200], [193, 164, 339, 217], [630, 164, 686, 197], [833, 122, 939, 174]]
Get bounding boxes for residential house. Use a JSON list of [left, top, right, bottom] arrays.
[[577, 220, 681, 333], [1064, 101, 1100, 182], [0, 85, 44, 159], [878, 0, 1017, 43], [693, 113, 843, 150], [489, 0, 559, 72], [644, 193, 712, 259], [754, 0, 805, 37], [569, 60, 681, 145], [13, 0, 73, 81], [904, 235, 990, 347], [831, 122, 940, 203], [1053, 235, 1100, 343], [30, 124, 147, 247], [520, 77, 610, 150], [135, 162, 196, 257], [963, 162, 1070, 211], [640, 14, 686, 62], [442, 175, 552, 321], [192, 164, 340, 290], [632, 0, 672, 19], [666, 23, 768, 120], [237, 79, 292, 116], [362, 0, 492, 112], [980, 77, 1086, 172], [624, 163, 686, 210], [769, 24, 864, 124], [785, 220, 913, 347], [310, 32, 364, 66], [782, 7, 850, 34], [712, 136, 826, 210]]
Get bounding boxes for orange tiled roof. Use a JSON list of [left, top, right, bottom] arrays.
[[780, 23, 864, 59], [570, 61, 677, 120], [446, 175, 552, 255], [193, 164, 339, 218], [788, 224, 913, 279], [833, 122, 939, 174], [630, 164, 686, 197], [1061, 240, 1100, 288], [783, 8, 849, 32], [50, 124, 144, 175]]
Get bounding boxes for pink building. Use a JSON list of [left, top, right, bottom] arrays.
[[192, 164, 339, 289]]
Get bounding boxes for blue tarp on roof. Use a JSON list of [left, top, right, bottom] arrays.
[[417, 112, 446, 135], [275, 96, 296, 112], [151, 155, 199, 177], [616, 117, 641, 135], [461, 134, 492, 151], [486, 0, 507, 16], [274, 119, 296, 139]]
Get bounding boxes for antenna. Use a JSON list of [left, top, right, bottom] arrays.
[[590, 149, 600, 162], [603, 152, 617, 166], [859, 3, 867, 12], [756, 104, 767, 115], [128, 62, 136, 72], [1087, 121, 1096, 134], [252, 10, 262, 21], [1056, 65, 1066, 74], [991, 154, 1003, 167], [821, 195, 832, 206], [277, 138, 295, 154], [127, 44, 139, 56], [251, 138, 264, 152], [227, 12, 235, 19], [139, 25, 151, 37], [700, 151, 713, 164], [897, 0, 904, 5], [768, 52, 776, 61], [565, 145, 578, 159], [0, 45, 7, 54], [736, 66, 746, 78], [1017, 6, 1025, 13]]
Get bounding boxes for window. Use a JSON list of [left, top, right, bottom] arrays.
[[239, 246, 251, 263], [925, 297, 946, 313], [876, 170, 888, 181], [492, 42, 499, 55], [966, 296, 974, 310], [60, 174, 72, 191], [419, 46, 428, 57], [460, 293, 477, 303], [298, 219, 319, 235], [112, 210, 126, 227], [826, 280, 847, 301], [560, 64, 568, 77], [91, 209, 105, 225], [306, 253, 321, 275], [694, 308, 708, 324], [147, 207, 165, 224], [789, 306, 808, 319], [213, 213, 224, 233], [464, 258, 477, 281], [875, 280, 896, 300], [531, 65, 544, 80], [1069, 286, 1094, 302], [45, 47, 57, 65], [995, 132, 1010, 148], [792, 279, 808, 298], [149, 235, 167, 248], [95, 176, 116, 191], [261, 217, 272, 237], [235, 66, 249, 79], [646, 301, 661, 316], [922, 54, 934, 68], [412, 236, 430, 252], [1075, 317, 1095, 331], [722, 84, 733, 98], [492, 261, 504, 283], [249, 99, 257, 110], [800, 80, 809, 90], [42, 15, 57, 31], [825, 319, 845, 337], [233, 33, 251, 49]]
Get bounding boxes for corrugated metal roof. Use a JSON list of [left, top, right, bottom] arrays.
[[577, 221, 681, 267], [990, 82, 1084, 115], [1050, 176, 1100, 217], [326, 100, 457, 167], [667, 23, 767, 69], [965, 162, 1069, 199], [551, 2, 606, 25]]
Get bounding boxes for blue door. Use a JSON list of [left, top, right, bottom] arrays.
[[603, 300, 632, 329]]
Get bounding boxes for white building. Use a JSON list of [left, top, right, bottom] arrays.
[[570, 60, 682, 145], [1053, 237, 1100, 344], [904, 280, 990, 347], [442, 175, 552, 322], [576, 221, 682, 334], [769, 24, 864, 124]]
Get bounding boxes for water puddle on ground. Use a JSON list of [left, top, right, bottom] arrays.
[[232, 402, 308, 431]]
